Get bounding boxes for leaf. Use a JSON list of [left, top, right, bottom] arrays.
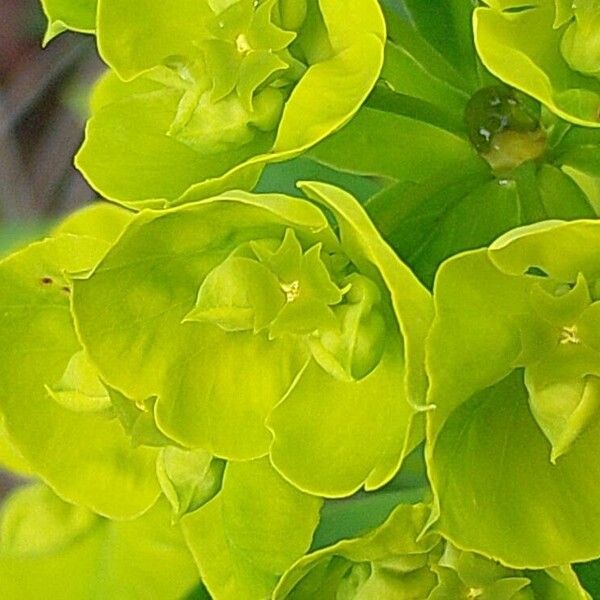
[[309, 106, 479, 183], [40, 0, 97, 45], [0, 235, 160, 518], [368, 162, 595, 288], [273, 0, 385, 152], [182, 458, 322, 600], [0, 417, 32, 476], [430, 544, 589, 599], [311, 486, 427, 551], [108, 388, 172, 448], [426, 248, 532, 426], [399, 0, 481, 87], [488, 219, 600, 282], [574, 559, 600, 599], [0, 485, 199, 600], [46, 350, 112, 414], [0, 484, 96, 557], [380, 19, 472, 116], [255, 156, 382, 202]]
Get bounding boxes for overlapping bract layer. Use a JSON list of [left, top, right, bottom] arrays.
[[274, 503, 588, 599], [48, 0, 387, 207], [427, 220, 600, 568], [71, 182, 431, 497]]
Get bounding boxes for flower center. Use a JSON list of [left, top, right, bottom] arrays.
[[467, 589, 483, 599], [235, 33, 252, 54], [281, 280, 300, 303], [559, 325, 581, 345]]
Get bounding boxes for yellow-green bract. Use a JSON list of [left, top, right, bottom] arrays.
[[427, 219, 600, 569], [0, 206, 163, 520], [474, 1, 600, 127], [44, 0, 387, 208], [0, 484, 199, 599], [71, 182, 432, 498]]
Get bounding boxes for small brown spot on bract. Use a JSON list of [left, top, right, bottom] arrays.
[[41, 277, 53, 285], [61, 286, 71, 294]]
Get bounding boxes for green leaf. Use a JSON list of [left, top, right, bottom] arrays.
[[399, 0, 481, 87], [311, 486, 427, 551], [46, 350, 112, 414], [371, 173, 520, 288], [273, 0, 385, 153], [368, 161, 595, 287], [108, 388, 173, 448], [0, 417, 32, 476], [430, 545, 589, 599], [0, 235, 160, 518], [182, 458, 322, 600], [184, 255, 285, 332], [309, 106, 479, 183], [575, 559, 600, 598], [156, 447, 225, 520], [0, 485, 199, 600], [255, 156, 382, 201], [426, 248, 532, 426], [40, 0, 97, 45], [488, 219, 600, 282], [473, 3, 600, 126], [0, 484, 96, 556], [381, 20, 471, 116], [560, 0, 600, 77]]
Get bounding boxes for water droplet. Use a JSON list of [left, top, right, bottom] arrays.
[[479, 127, 492, 142]]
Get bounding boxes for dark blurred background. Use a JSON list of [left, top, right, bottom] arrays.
[[0, 0, 102, 254]]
